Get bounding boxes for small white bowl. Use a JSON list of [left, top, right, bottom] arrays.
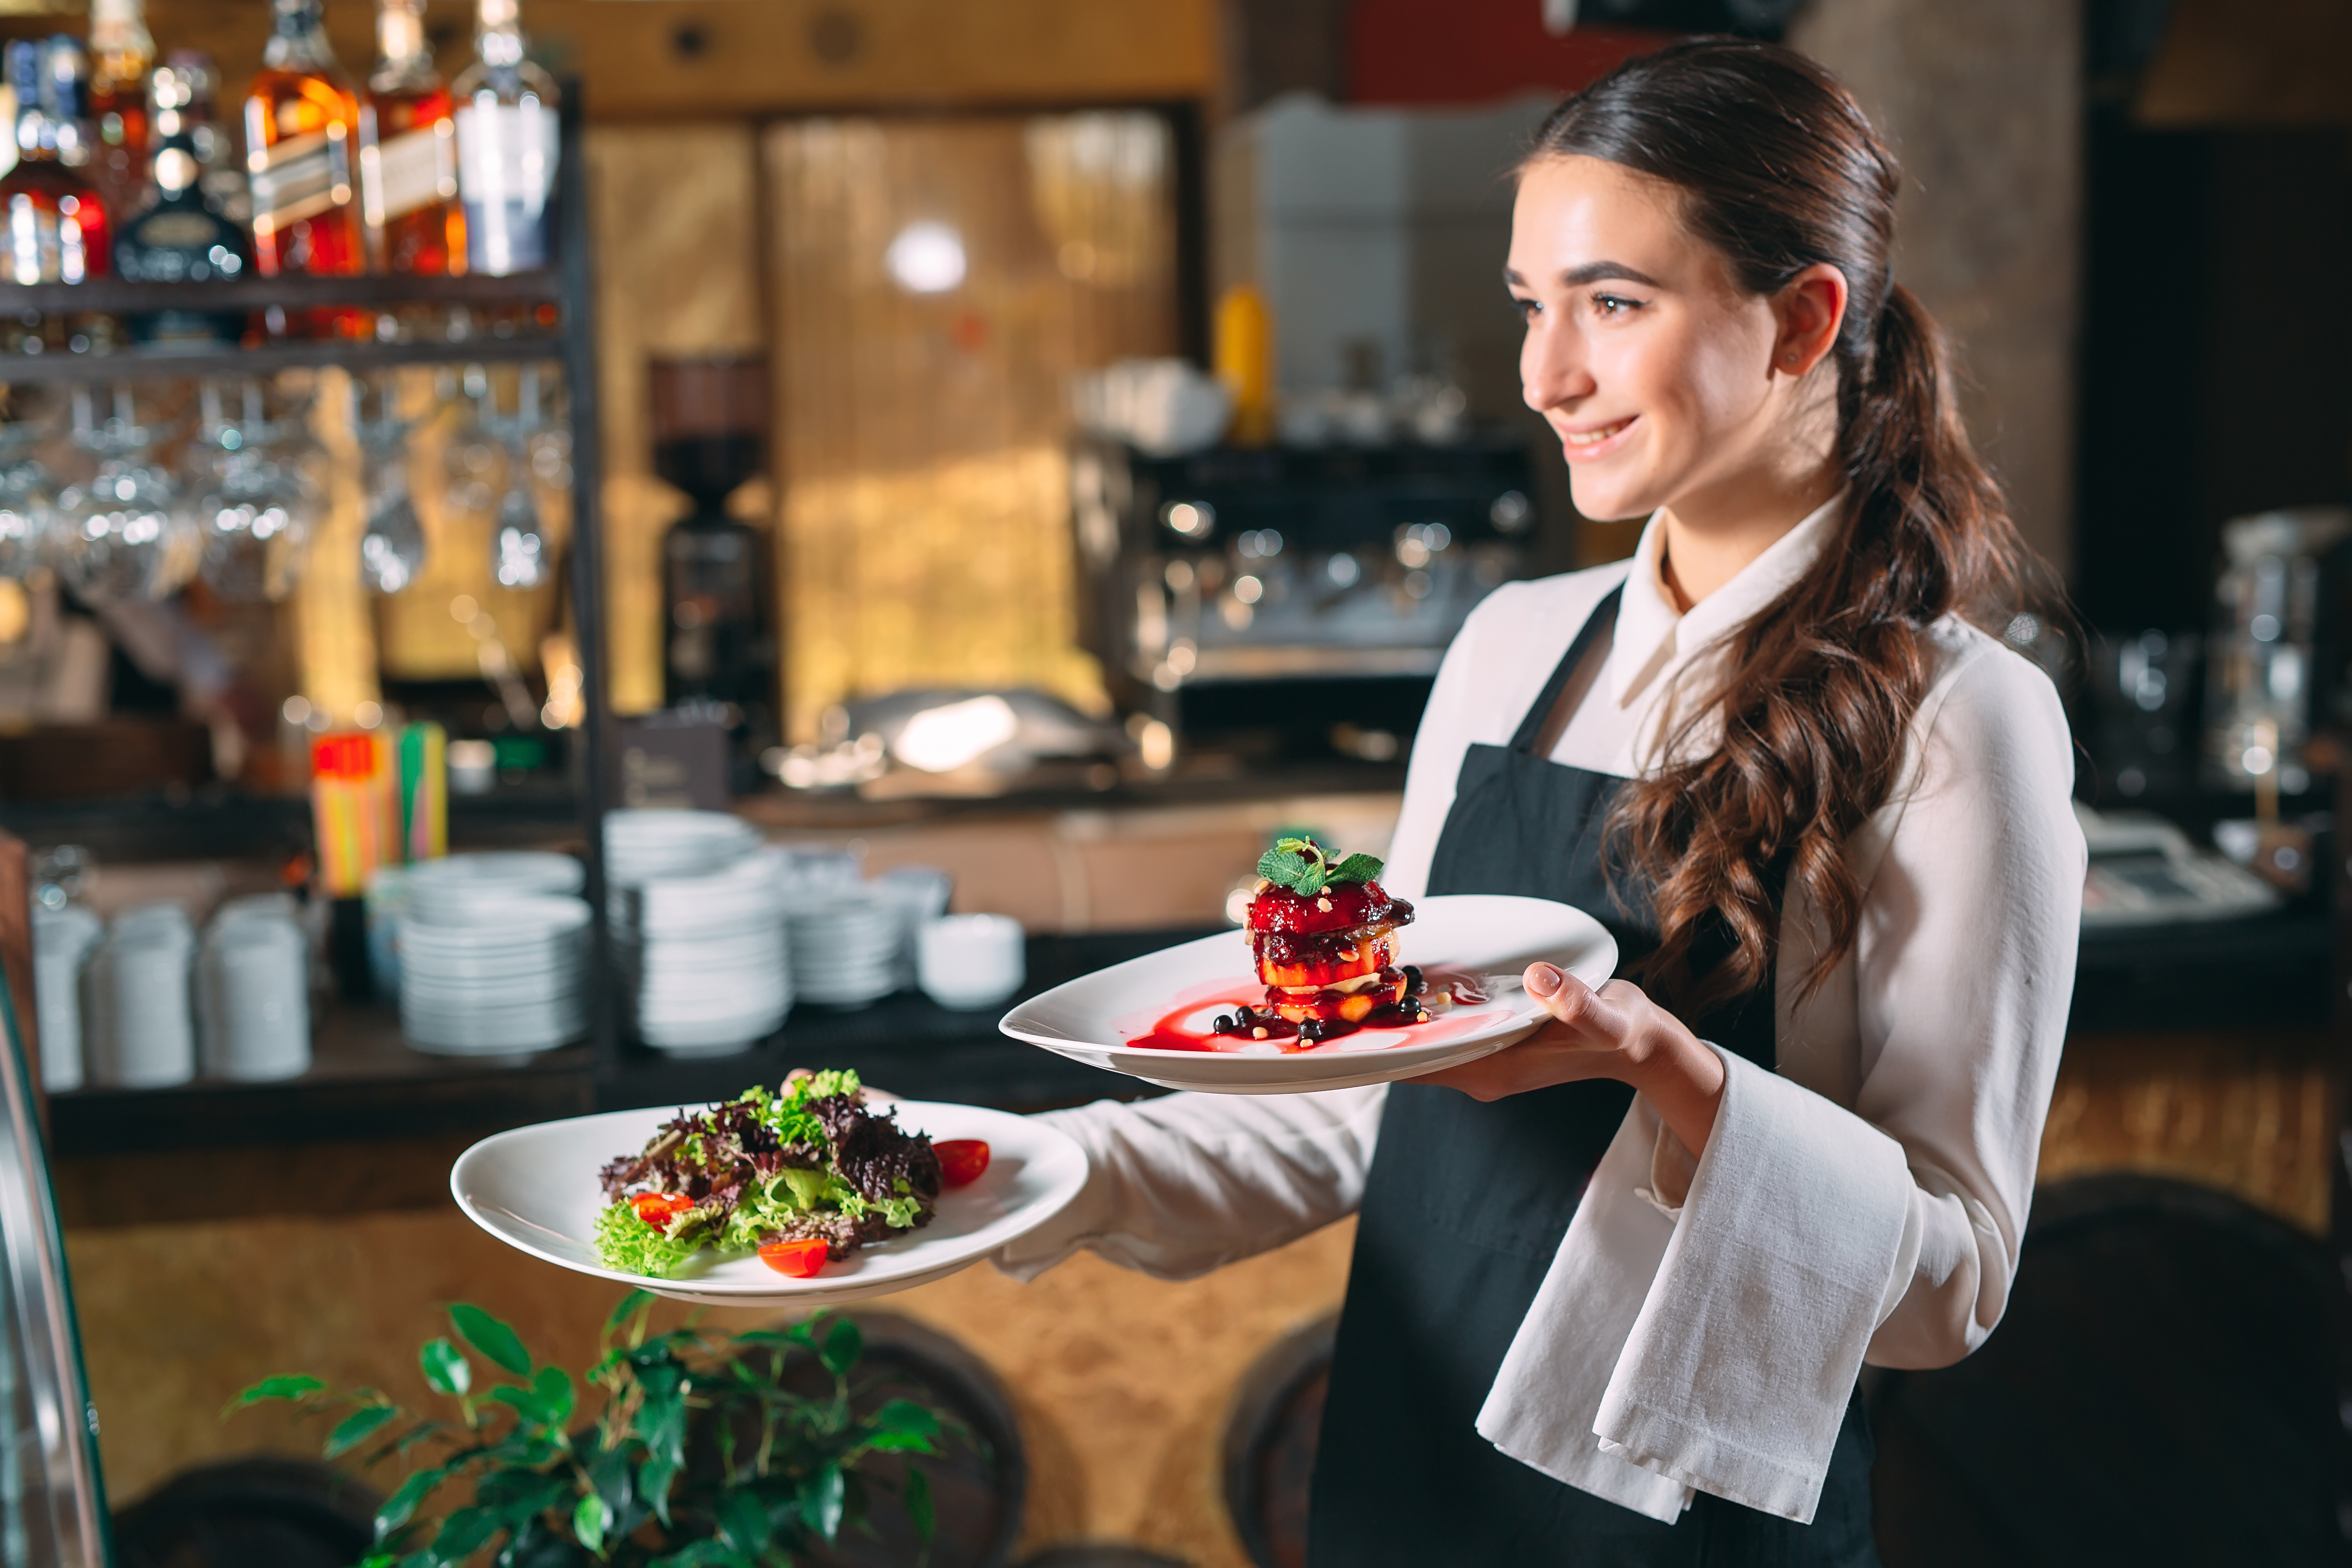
[[918, 913, 1024, 1011]]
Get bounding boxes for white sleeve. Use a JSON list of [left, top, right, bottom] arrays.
[[1851, 637, 2085, 1368], [1382, 581, 1514, 900], [991, 1085, 1387, 1281]]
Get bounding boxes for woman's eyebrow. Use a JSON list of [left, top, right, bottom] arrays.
[[1501, 262, 1664, 289]]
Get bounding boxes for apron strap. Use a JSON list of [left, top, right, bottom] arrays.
[[1506, 583, 1625, 756]]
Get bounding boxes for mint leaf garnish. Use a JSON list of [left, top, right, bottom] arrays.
[[1256, 838, 1383, 895]]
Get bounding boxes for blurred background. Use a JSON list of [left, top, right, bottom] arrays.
[[0, 1, 2345, 1566]]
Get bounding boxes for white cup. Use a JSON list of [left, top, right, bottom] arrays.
[[84, 905, 197, 1089], [31, 905, 101, 1093], [198, 915, 310, 1082], [917, 913, 1025, 1011], [877, 865, 953, 988]]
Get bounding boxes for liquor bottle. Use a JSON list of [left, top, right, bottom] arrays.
[[114, 57, 250, 350], [163, 51, 249, 227], [452, 0, 560, 276], [0, 39, 110, 285], [85, 0, 152, 221], [242, 0, 365, 305], [361, 0, 461, 275]]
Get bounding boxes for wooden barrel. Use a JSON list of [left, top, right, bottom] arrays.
[[1220, 1314, 1339, 1568], [1870, 1174, 2339, 1567], [111, 1455, 381, 1568]]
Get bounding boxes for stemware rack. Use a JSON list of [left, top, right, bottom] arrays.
[[8, 90, 632, 1153]]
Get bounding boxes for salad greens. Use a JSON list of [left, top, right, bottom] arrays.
[[595, 1070, 942, 1278]]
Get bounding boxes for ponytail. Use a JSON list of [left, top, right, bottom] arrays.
[[1529, 44, 2031, 1013]]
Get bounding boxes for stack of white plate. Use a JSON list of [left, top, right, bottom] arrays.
[[785, 884, 902, 1009], [605, 810, 762, 889], [83, 902, 197, 1088], [196, 901, 310, 1082], [616, 858, 790, 1055], [404, 852, 586, 922], [399, 894, 590, 1055], [31, 904, 102, 1093]]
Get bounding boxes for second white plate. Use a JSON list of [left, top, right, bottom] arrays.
[[999, 893, 1617, 1094]]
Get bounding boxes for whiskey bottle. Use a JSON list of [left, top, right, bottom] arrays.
[[114, 57, 250, 350], [85, 0, 152, 222], [0, 39, 110, 285], [452, 0, 559, 276], [361, 0, 461, 275], [242, 0, 364, 312]]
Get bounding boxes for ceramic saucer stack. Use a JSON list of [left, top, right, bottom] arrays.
[[399, 893, 590, 1056], [604, 810, 762, 889], [784, 882, 902, 1009], [616, 856, 791, 1056]]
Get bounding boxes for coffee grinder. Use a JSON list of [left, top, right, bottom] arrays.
[[649, 353, 776, 789]]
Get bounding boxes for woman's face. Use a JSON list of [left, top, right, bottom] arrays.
[[1508, 155, 1838, 525]]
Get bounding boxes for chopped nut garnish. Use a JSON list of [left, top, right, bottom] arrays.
[[1252, 1026, 1269, 1039], [1254, 878, 1271, 893], [1316, 896, 1333, 912]]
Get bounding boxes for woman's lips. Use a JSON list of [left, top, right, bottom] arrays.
[[1558, 414, 1636, 462]]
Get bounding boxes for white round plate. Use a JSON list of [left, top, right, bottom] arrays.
[[451, 1100, 1089, 1306], [998, 893, 1616, 1094]]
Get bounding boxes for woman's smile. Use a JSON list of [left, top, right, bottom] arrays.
[[1559, 414, 1638, 459]]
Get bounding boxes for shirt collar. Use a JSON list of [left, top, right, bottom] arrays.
[[1605, 490, 1848, 706]]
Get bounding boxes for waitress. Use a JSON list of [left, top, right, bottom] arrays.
[[999, 38, 2082, 1565]]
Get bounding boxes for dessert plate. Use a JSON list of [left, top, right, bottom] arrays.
[[451, 1100, 1088, 1307], [1000, 893, 1616, 1094]]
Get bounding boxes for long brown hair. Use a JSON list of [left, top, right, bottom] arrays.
[[1528, 40, 2028, 1013]]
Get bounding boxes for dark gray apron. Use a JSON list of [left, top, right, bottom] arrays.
[[1307, 586, 1881, 1566]]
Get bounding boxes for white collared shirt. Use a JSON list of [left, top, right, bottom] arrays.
[[996, 500, 2085, 1526]]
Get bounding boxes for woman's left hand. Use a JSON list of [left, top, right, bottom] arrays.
[[1411, 962, 1728, 1157]]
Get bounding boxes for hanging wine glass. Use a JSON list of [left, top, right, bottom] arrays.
[[487, 365, 552, 588], [187, 379, 319, 604], [441, 363, 500, 526], [0, 401, 57, 581], [52, 386, 196, 603], [351, 372, 425, 594]]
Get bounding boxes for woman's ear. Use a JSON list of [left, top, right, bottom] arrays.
[[1773, 263, 1849, 378]]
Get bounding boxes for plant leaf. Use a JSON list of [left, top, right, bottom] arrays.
[[419, 1338, 471, 1398], [604, 1288, 655, 1336], [530, 1367, 575, 1428], [818, 1318, 862, 1377], [1330, 852, 1384, 883], [432, 1505, 500, 1560], [1254, 847, 1299, 887], [374, 1467, 443, 1544], [448, 1305, 532, 1378], [799, 1463, 846, 1543], [717, 1490, 773, 1555], [221, 1374, 324, 1418], [637, 1455, 679, 1530], [573, 1492, 612, 1557], [325, 1403, 400, 1459], [904, 1465, 933, 1544]]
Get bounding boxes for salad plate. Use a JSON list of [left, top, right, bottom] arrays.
[[1000, 893, 1616, 1094], [451, 1099, 1088, 1306]]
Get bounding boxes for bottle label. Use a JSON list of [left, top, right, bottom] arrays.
[[455, 100, 559, 273], [2, 193, 96, 284], [365, 121, 453, 223], [249, 126, 350, 231]]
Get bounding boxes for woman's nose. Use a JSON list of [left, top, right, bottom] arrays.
[[1521, 320, 1592, 413]]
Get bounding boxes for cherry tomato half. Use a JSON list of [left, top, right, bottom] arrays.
[[935, 1139, 991, 1188], [630, 1192, 695, 1227], [758, 1238, 831, 1278]]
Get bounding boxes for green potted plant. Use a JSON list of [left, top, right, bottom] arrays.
[[231, 1290, 943, 1567]]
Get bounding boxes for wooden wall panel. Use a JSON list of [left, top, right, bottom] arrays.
[[584, 124, 764, 717], [764, 113, 1177, 738], [525, 0, 1217, 119]]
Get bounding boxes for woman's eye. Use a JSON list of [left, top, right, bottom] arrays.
[[1508, 295, 1541, 321], [1592, 293, 1643, 317]]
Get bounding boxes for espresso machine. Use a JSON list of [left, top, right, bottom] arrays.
[[1072, 433, 1540, 759], [650, 354, 777, 789]]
